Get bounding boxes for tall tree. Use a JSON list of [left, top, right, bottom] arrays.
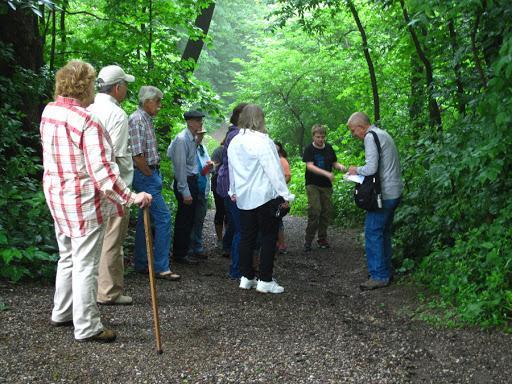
[[346, 0, 380, 122], [398, 0, 442, 137], [447, 19, 465, 115], [181, 2, 215, 66]]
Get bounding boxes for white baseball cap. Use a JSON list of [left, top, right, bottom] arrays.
[[97, 65, 135, 85]]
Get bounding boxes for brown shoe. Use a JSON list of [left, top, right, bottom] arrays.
[[50, 319, 73, 327], [78, 329, 117, 343], [156, 271, 181, 281], [359, 278, 389, 291]]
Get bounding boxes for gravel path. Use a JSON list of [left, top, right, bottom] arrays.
[[1, 211, 511, 383]]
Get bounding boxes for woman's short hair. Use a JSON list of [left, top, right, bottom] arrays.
[[311, 124, 327, 136], [238, 104, 266, 133], [54, 60, 96, 102], [138, 86, 163, 106], [230, 102, 249, 126]]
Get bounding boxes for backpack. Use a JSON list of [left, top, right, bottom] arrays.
[[354, 131, 383, 211]]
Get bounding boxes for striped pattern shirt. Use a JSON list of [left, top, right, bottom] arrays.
[[128, 107, 160, 166], [40, 96, 136, 238]]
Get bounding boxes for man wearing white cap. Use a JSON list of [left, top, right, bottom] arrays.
[[88, 65, 136, 305]]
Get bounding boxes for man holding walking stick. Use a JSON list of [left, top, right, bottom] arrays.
[[89, 65, 136, 306]]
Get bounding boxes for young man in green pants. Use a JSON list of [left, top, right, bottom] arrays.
[[302, 124, 345, 251]]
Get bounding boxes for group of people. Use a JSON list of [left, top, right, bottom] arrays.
[[40, 59, 402, 344]]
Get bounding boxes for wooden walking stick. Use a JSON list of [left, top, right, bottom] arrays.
[[143, 207, 163, 354]]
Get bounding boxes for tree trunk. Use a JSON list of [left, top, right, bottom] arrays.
[[346, 0, 380, 123], [0, 7, 43, 131], [278, 90, 306, 153], [448, 20, 465, 115], [399, 0, 442, 138], [409, 54, 424, 139], [470, 5, 488, 88], [50, 8, 56, 71], [173, 2, 216, 108], [181, 3, 216, 65], [60, 0, 68, 65], [146, 0, 153, 71]]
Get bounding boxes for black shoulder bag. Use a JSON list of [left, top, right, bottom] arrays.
[[354, 131, 383, 211]]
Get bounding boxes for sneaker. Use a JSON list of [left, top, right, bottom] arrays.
[[317, 239, 330, 249], [359, 278, 389, 291], [155, 271, 181, 281], [256, 279, 284, 294], [278, 246, 288, 254], [303, 243, 312, 252], [77, 328, 117, 343], [239, 276, 257, 290], [98, 295, 133, 306]]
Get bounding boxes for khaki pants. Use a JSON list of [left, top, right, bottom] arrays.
[[52, 224, 105, 340], [305, 185, 332, 244], [97, 207, 130, 302]]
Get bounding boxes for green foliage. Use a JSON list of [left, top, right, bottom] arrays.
[[44, 0, 222, 134], [394, 31, 512, 327], [0, 44, 58, 282]]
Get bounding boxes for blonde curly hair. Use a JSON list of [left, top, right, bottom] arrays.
[[54, 60, 96, 104]]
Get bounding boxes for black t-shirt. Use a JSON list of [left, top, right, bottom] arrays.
[[302, 143, 337, 187]]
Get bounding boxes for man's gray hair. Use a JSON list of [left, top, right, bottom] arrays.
[[347, 112, 371, 127], [97, 80, 123, 94], [138, 86, 163, 106]]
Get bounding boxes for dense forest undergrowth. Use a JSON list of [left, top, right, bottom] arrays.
[[0, 0, 511, 329]]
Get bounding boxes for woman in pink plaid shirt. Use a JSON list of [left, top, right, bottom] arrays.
[[40, 60, 151, 343]]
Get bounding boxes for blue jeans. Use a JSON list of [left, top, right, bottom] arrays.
[[225, 197, 241, 279], [188, 192, 207, 254], [364, 197, 401, 281], [133, 169, 172, 274]]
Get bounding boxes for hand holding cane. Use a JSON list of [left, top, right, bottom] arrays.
[[143, 206, 163, 354]]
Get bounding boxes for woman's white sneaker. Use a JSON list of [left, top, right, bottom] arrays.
[[256, 279, 284, 294], [239, 276, 258, 289]]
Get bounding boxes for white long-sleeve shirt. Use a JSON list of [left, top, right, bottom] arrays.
[[228, 129, 294, 210], [88, 93, 134, 186]]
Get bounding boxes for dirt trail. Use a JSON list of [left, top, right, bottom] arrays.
[[1, 212, 511, 383]]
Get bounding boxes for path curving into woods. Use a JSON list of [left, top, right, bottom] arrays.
[[1, 211, 511, 383]]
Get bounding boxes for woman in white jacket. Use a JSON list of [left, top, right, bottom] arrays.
[[228, 104, 294, 294]]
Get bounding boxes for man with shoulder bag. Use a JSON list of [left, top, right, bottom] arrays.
[[346, 112, 403, 290]]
